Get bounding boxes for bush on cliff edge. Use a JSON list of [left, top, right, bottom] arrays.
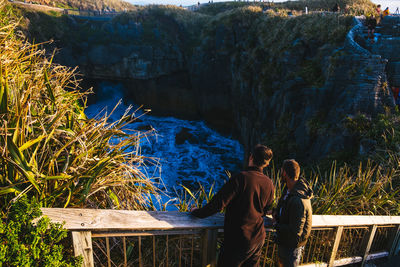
[[0, 197, 82, 267]]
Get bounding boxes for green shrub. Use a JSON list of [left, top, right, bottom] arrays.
[[0, 197, 82, 266]]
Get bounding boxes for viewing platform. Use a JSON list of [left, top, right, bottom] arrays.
[[42, 208, 400, 267]]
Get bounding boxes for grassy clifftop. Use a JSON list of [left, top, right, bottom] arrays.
[[30, 0, 134, 11], [197, 0, 376, 16]]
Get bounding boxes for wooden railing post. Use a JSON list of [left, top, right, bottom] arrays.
[[396, 232, 400, 257], [389, 225, 400, 258], [361, 225, 377, 267], [201, 229, 218, 267], [328, 226, 343, 267], [71, 231, 94, 267]]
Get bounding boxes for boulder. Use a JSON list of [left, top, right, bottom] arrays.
[[175, 127, 198, 145], [136, 124, 153, 131]]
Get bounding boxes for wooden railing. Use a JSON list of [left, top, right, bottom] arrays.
[[41, 208, 400, 267]]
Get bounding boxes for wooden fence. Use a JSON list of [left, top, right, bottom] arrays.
[[41, 208, 400, 267]]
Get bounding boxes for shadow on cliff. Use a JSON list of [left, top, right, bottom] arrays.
[[18, 2, 398, 165]]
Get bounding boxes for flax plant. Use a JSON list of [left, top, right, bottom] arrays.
[[0, 0, 157, 213], [177, 182, 216, 211], [178, 158, 400, 216]]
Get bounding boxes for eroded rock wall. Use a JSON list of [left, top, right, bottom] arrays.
[[32, 12, 396, 163]]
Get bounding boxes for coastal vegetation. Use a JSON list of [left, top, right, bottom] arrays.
[[0, 1, 159, 264], [25, 0, 134, 11], [197, 0, 376, 16], [17, 3, 354, 90], [182, 155, 400, 216], [2, 0, 400, 264], [0, 197, 82, 266], [0, 1, 156, 212], [5, 0, 399, 214]]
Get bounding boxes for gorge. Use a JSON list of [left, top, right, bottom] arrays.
[[19, 1, 400, 169]]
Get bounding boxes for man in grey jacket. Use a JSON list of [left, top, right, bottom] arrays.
[[273, 159, 313, 267]]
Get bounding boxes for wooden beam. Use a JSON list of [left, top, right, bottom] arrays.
[[361, 225, 378, 267], [309, 215, 400, 227], [41, 209, 400, 231], [328, 226, 343, 267], [41, 209, 224, 230], [300, 252, 388, 267], [92, 229, 202, 238], [71, 231, 94, 267]]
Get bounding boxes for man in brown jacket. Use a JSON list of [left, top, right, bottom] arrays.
[[274, 159, 313, 267], [191, 144, 275, 267]]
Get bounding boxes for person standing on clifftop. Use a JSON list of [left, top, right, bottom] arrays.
[[332, 3, 340, 12], [383, 7, 390, 17], [366, 15, 377, 41], [376, 4, 382, 16], [273, 159, 313, 267], [191, 144, 275, 267], [376, 4, 382, 24]]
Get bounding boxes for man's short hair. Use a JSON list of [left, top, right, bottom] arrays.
[[251, 144, 273, 167], [282, 159, 300, 180]]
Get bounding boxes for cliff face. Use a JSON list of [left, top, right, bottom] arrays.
[[25, 7, 396, 163], [190, 13, 393, 161]]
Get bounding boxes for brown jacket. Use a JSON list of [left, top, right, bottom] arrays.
[[275, 178, 313, 248], [192, 166, 275, 249]]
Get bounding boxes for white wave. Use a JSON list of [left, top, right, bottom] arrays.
[[85, 81, 244, 196]]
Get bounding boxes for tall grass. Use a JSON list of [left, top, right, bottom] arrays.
[[180, 158, 400, 216], [28, 0, 134, 11], [197, 0, 376, 16], [276, 0, 376, 15], [0, 0, 157, 213], [199, 6, 353, 95]]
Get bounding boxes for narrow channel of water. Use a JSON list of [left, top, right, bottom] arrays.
[[85, 81, 244, 197]]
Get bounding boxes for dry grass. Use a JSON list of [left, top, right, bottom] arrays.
[[0, 0, 158, 213], [198, 0, 376, 16], [26, 0, 134, 11]]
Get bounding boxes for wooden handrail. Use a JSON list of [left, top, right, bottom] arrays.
[[41, 208, 224, 230], [41, 208, 400, 230], [40, 208, 400, 267]]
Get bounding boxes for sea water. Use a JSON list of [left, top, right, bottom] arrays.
[[85, 82, 244, 202]]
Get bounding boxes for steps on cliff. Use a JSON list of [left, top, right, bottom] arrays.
[[358, 16, 400, 87], [388, 61, 400, 87]]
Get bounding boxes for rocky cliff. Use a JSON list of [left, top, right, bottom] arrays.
[[22, 4, 397, 163]]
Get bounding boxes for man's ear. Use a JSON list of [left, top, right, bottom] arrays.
[[248, 154, 253, 165], [264, 160, 270, 167]]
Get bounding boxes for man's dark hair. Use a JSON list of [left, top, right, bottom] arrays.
[[251, 144, 273, 167], [282, 159, 300, 180]]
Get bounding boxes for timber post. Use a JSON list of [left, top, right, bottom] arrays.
[[394, 225, 400, 257], [361, 224, 378, 267], [328, 226, 343, 267], [71, 231, 94, 267], [201, 229, 218, 267], [389, 225, 400, 258]]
